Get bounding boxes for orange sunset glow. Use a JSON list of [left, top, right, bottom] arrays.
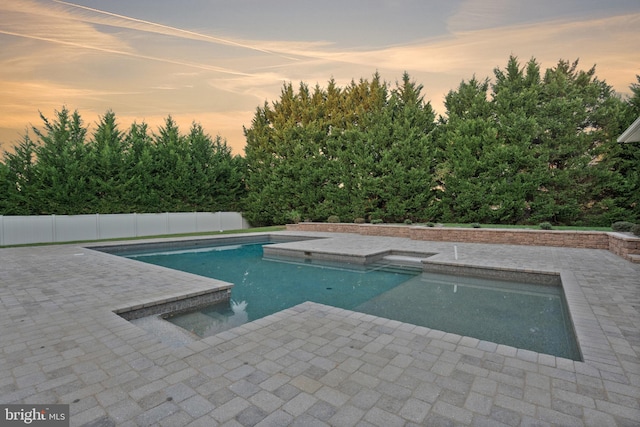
[[1, 0, 638, 154]]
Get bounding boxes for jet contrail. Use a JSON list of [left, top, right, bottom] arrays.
[[0, 29, 254, 77], [52, 0, 297, 60]]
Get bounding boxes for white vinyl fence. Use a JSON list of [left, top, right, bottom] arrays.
[[0, 212, 250, 246]]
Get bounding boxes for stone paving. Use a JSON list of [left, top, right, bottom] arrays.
[[1, 231, 639, 426]]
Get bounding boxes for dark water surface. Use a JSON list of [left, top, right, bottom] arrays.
[[125, 242, 581, 360]]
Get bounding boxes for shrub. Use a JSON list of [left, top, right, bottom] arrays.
[[404, 219, 413, 225], [425, 222, 435, 227], [371, 219, 383, 224], [631, 224, 640, 237], [539, 222, 553, 230], [327, 215, 340, 223], [471, 223, 481, 228], [612, 221, 635, 232], [354, 217, 366, 224], [287, 210, 301, 224]]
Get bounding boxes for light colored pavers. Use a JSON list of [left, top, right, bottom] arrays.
[[1, 231, 639, 426]]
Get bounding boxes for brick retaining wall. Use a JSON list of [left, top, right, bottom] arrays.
[[287, 223, 640, 263], [608, 232, 640, 263], [409, 227, 610, 249]]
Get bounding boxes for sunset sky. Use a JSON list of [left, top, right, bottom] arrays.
[[1, 0, 639, 155]]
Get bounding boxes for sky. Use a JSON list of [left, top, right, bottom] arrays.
[[1, 0, 639, 155]]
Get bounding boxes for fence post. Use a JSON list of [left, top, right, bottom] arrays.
[[96, 213, 100, 240], [0, 215, 3, 246], [52, 214, 56, 242]]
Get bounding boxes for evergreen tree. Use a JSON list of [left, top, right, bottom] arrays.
[[150, 116, 190, 211], [86, 110, 126, 213], [241, 72, 441, 225], [332, 74, 390, 221], [242, 76, 391, 225], [534, 59, 619, 224], [0, 108, 247, 216], [1, 63, 637, 225], [434, 57, 629, 225], [378, 72, 436, 222], [184, 124, 245, 211], [435, 77, 495, 222], [490, 56, 545, 223], [0, 133, 38, 214], [31, 107, 90, 214], [121, 122, 155, 212], [587, 76, 640, 224], [627, 75, 640, 119]]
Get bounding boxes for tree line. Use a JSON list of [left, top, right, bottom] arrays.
[[0, 110, 245, 215], [1, 56, 639, 226], [244, 57, 639, 226]]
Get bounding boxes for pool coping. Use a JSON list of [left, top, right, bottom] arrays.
[[265, 236, 609, 366], [103, 233, 606, 365]]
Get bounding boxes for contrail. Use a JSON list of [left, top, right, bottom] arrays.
[[0, 29, 254, 76], [52, 0, 297, 59]]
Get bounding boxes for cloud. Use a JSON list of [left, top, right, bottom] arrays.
[[290, 12, 640, 94], [3, 1, 637, 86], [0, 0, 274, 80], [236, 11, 638, 121], [447, 0, 525, 32], [0, 29, 255, 78], [302, 12, 639, 75], [0, 78, 143, 148], [51, 0, 304, 61], [0, 0, 637, 154], [0, 1, 132, 53]]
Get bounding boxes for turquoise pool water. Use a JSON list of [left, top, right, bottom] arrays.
[[123, 241, 580, 360]]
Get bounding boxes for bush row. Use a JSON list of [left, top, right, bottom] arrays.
[[318, 218, 640, 236]]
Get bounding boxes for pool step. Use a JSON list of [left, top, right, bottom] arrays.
[[130, 315, 198, 347], [382, 255, 426, 267]]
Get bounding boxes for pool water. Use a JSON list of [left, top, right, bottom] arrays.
[[126, 242, 417, 320], [124, 241, 580, 360], [355, 273, 579, 359]]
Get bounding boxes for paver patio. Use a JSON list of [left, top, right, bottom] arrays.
[[1, 231, 638, 426]]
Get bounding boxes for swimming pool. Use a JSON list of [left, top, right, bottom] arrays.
[[118, 239, 580, 360]]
